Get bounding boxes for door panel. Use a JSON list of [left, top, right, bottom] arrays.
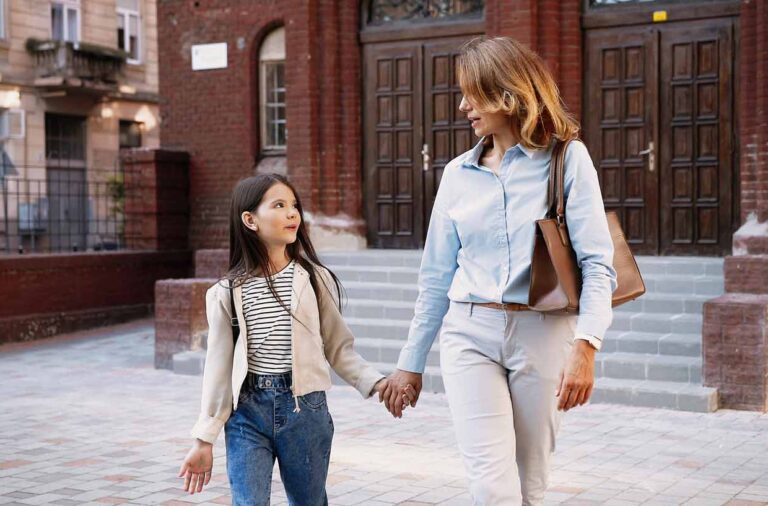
[[584, 17, 735, 256], [363, 43, 423, 249], [423, 38, 475, 229], [584, 27, 658, 254], [363, 35, 479, 249], [658, 19, 734, 255]]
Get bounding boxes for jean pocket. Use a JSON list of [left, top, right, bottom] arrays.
[[298, 390, 327, 411]]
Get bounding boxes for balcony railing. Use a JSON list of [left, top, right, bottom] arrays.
[[26, 38, 128, 90]]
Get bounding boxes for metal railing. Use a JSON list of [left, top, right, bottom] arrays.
[[0, 165, 128, 255]]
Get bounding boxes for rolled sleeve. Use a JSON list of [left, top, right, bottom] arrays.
[[189, 284, 234, 444], [317, 269, 385, 398]]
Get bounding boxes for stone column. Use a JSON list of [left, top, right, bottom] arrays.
[[121, 148, 190, 251]]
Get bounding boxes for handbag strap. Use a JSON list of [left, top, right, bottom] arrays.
[[228, 281, 240, 346], [546, 138, 574, 223]]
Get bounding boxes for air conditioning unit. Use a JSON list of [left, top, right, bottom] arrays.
[[0, 109, 25, 140], [18, 198, 48, 233]]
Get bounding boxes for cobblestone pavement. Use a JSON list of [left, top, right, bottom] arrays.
[[1, 319, 768, 506]]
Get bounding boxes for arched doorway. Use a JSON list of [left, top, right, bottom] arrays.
[[361, 1, 484, 249]]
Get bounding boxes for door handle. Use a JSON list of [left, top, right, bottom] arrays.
[[421, 143, 430, 172], [638, 141, 655, 173]]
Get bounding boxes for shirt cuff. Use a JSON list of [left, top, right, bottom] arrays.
[[396, 345, 427, 374], [574, 332, 602, 351]]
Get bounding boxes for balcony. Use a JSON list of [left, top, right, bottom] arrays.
[[26, 38, 128, 95]]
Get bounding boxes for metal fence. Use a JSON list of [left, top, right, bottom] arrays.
[[0, 165, 127, 255]]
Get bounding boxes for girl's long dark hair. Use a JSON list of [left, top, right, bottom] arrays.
[[220, 173, 345, 318]]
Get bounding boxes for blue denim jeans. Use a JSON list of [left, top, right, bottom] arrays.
[[224, 372, 334, 506]]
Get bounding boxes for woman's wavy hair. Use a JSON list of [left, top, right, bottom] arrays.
[[457, 37, 580, 149], [219, 173, 344, 317]]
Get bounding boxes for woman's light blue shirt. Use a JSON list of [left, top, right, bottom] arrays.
[[397, 137, 618, 373]]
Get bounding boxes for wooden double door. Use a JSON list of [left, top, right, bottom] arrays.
[[584, 17, 737, 256], [363, 36, 479, 249]]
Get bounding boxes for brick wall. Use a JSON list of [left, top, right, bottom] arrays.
[[154, 278, 214, 369], [738, 0, 768, 223], [0, 251, 192, 344], [157, 0, 364, 250], [122, 148, 190, 250], [157, 0, 586, 251]]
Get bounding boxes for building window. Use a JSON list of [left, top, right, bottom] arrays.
[[368, 0, 484, 25], [117, 0, 141, 63], [119, 120, 142, 149], [51, 0, 80, 43], [259, 28, 286, 153]]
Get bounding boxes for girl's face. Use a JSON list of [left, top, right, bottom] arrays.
[[241, 183, 301, 249], [458, 95, 511, 138]]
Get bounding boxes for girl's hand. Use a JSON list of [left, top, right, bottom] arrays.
[[178, 439, 213, 494]]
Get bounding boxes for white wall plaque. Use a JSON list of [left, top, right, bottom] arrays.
[[191, 43, 228, 71]]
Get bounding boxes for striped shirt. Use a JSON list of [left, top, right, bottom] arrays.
[[241, 261, 295, 374]]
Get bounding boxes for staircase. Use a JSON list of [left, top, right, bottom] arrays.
[[319, 250, 722, 412]]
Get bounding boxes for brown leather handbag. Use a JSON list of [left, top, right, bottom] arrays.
[[528, 139, 646, 313]]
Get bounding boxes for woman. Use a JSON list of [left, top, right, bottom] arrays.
[[383, 37, 617, 505]]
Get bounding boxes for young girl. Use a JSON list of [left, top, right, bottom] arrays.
[[177, 174, 413, 504]]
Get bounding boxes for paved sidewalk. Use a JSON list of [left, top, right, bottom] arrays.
[[1, 320, 768, 506]]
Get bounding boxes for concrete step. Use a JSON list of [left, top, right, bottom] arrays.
[[352, 337, 701, 382], [595, 352, 701, 383], [332, 265, 723, 296], [602, 331, 702, 357], [341, 291, 711, 318], [345, 315, 704, 356], [613, 292, 713, 315], [343, 299, 415, 320], [611, 312, 702, 334], [321, 251, 724, 276], [590, 377, 718, 412], [345, 317, 410, 341], [345, 313, 703, 340], [354, 337, 441, 368], [342, 282, 418, 304]]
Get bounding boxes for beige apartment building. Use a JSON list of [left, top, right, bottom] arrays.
[[0, 0, 159, 254]]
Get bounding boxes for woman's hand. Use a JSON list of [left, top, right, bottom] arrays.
[[380, 370, 422, 418], [178, 439, 213, 494], [556, 340, 596, 411]]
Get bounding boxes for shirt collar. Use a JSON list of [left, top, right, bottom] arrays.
[[462, 136, 550, 170]]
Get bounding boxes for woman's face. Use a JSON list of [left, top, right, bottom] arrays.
[[241, 183, 301, 249], [459, 95, 511, 138]]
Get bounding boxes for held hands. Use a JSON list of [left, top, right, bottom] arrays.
[[556, 339, 597, 411], [375, 369, 423, 418], [178, 439, 213, 494]]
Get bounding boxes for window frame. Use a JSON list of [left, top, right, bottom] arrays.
[[116, 5, 141, 64], [51, 0, 81, 44], [258, 27, 286, 155]]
